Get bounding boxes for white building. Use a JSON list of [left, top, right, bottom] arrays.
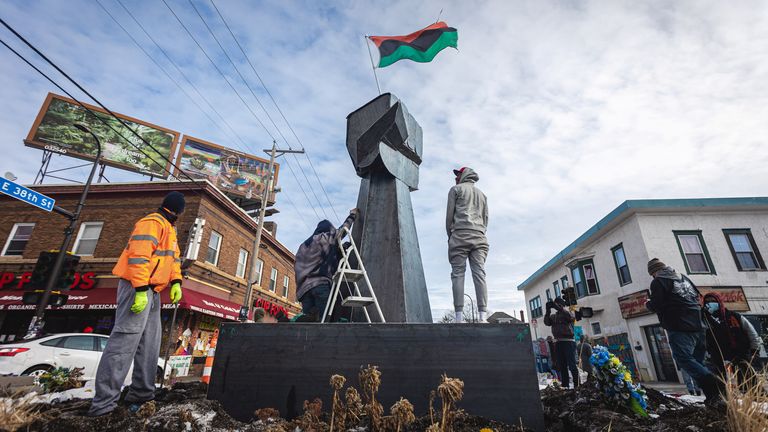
[[519, 197, 768, 382]]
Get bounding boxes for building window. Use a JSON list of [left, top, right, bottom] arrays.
[[206, 231, 222, 266], [546, 288, 552, 301], [529, 296, 542, 319], [611, 243, 632, 286], [255, 259, 264, 287], [282, 276, 290, 297], [559, 276, 567, 296], [2, 223, 34, 256], [591, 322, 602, 335], [674, 231, 715, 274], [269, 268, 278, 292], [570, 260, 599, 298], [723, 229, 765, 271], [552, 281, 560, 299], [73, 222, 103, 256], [236, 248, 249, 278]]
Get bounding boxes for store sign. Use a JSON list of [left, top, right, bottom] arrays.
[[0, 271, 96, 291], [698, 286, 750, 312], [254, 297, 288, 318], [617, 290, 652, 319], [166, 355, 192, 377]]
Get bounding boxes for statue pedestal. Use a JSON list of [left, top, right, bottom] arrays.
[[207, 323, 546, 431]]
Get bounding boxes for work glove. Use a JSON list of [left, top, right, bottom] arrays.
[[131, 290, 149, 314], [170, 282, 183, 304]]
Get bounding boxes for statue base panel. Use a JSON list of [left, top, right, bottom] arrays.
[[207, 323, 544, 431]]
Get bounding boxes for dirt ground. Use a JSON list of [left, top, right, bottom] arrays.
[[7, 381, 726, 432]]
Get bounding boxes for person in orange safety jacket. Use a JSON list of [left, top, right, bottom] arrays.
[[88, 192, 185, 416]]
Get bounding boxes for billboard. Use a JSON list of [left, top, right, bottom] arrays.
[[25, 93, 179, 177], [175, 136, 279, 201]]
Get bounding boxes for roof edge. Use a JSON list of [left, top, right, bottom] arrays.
[[517, 197, 768, 291]]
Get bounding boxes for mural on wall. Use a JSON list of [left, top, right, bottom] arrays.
[[595, 332, 639, 380]]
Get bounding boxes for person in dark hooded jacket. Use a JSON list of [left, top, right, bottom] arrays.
[[646, 258, 722, 405], [294, 209, 358, 319], [703, 292, 764, 386]]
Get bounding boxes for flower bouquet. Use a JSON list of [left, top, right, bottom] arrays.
[[590, 345, 648, 417]]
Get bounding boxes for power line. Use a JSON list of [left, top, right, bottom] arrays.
[[109, 0, 316, 226], [113, 0, 250, 152], [0, 34, 198, 194], [159, 0, 324, 221], [0, 19, 202, 188], [209, 0, 342, 222], [185, 0, 331, 221], [95, 0, 238, 148]]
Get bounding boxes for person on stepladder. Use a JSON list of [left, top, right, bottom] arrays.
[[446, 167, 489, 323], [88, 192, 185, 417], [294, 209, 358, 321]]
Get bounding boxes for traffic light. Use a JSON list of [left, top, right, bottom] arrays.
[[22, 250, 80, 307], [562, 286, 577, 306]]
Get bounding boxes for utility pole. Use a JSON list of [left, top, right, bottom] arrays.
[[240, 141, 304, 321], [25, 123, 102, 339]]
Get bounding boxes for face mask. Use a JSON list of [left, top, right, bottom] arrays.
[[705, 302, 719, 314]]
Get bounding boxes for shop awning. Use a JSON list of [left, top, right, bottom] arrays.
[[0, 289, 119, 311], [0, 288, 243, 321], [161, 288, 242, 321]]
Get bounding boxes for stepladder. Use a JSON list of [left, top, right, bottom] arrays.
[[321, 226, 385, 323]]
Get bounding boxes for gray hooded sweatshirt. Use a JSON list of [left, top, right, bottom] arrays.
[[446, 168, 488, 237]]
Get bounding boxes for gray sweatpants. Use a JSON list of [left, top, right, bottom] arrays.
[[88, 279, 161, 416], [449, 229, 489, 312]]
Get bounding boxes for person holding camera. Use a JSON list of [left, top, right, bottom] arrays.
[[544, 297, 580, 388]]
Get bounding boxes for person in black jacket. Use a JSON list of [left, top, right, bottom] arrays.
[[703, 292, 764, 387], [646, 258, 721, 405], [544, 297, 579, 388]]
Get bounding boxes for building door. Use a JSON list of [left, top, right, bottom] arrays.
[[644, 325, 679, 382]]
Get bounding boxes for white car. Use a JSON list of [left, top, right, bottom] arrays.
[[0, 333, 170, 383]]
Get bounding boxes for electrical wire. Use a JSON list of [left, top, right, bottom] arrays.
[[186, 0, 331, 221], [159, 0, 324, 220], [0, 35, 201, 197], [105, 0, 317, 226], [185, 0, 330, 221], [209, 0, 342, 222]]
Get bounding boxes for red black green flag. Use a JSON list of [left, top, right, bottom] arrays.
[[369, 22, 458, 68]]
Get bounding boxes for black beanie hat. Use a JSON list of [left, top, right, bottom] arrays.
[[161, 191, 186, 214]]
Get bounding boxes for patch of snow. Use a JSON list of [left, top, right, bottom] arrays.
[[674, 395, 705, 405]]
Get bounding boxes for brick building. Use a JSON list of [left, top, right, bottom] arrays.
[[0, 180, 300, 373]]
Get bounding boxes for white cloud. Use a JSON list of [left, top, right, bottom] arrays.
[[1, 0, 767, 320]]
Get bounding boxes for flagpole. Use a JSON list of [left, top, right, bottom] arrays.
[[364, 35, 382, 95]]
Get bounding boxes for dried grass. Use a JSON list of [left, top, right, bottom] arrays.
[[0, 392, 41, 432], [329, 374, 346, 432], [724, 363, 768, 432], [390, 397, 415, 432], [254, 407, 281, 422], [344, 386, 364, 425], [437, 374, 464, 432], [359, 365, 384, 431]]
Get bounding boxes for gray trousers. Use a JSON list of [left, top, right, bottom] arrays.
[[449, 229, 489, 312], [88, 279, 161, 416]]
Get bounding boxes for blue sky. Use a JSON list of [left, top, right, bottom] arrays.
[[1, 1, 768, 321]]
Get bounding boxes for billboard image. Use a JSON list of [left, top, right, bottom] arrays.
[[175, 136, 279, 201], [25, 93, 179, 177]]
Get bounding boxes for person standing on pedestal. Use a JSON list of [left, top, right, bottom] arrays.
[[446, 167, 489, 323]]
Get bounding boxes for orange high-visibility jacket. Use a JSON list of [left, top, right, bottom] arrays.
[[113, 212, 182, 291]]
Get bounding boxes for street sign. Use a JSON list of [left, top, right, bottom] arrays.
[[0, 178, 55, 212]]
